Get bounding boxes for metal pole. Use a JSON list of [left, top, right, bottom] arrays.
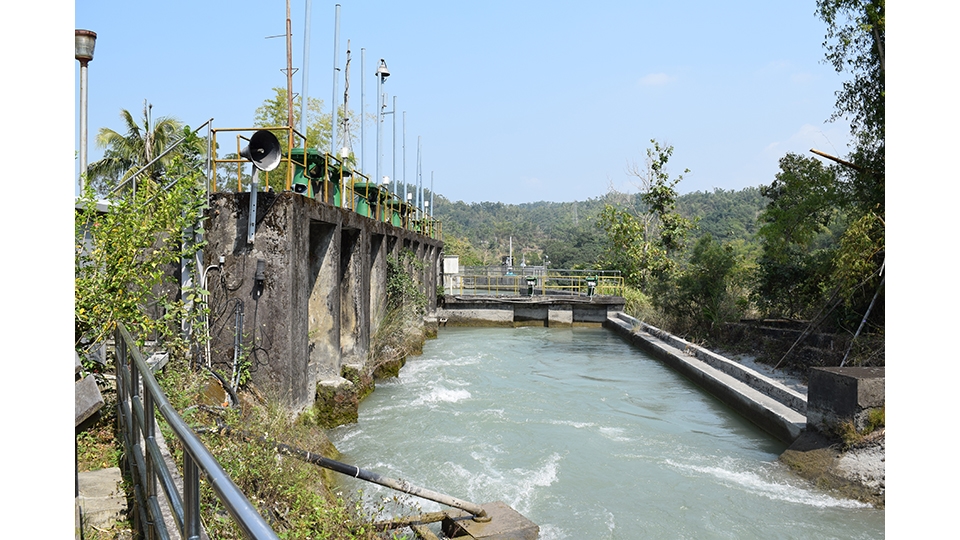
[[330, 4, 340, 154], [360, 48, 365, 173], [430, 171, 434, 217], [417, 136, 423, 215], [402, 111, 407, 202], [75, 29, 96, 193], [285, 0, 294, 130], [376, 72, 382, 187], [79, 59, 89, 191], [300, 0, 312, 144], [392, 95, 397, 195], [264, 438, 489, 520]]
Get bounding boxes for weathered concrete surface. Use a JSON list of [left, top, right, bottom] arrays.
[[77, 467, 126, 529], [204, 192, 441, 416], [438, 295, 624, 327], [806, 367, 884, 433], [547, 305, 573, 327], [441, 501, 539, 540], [604, 312, 806, 443]]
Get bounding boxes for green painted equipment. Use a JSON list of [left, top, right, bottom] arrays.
[[289, 147, 347, 206]]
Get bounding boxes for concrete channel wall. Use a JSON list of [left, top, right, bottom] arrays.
[[204, 192, 442, 416], [604, 312, 807, 443]]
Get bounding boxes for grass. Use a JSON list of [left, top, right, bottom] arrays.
[[834, 407, 885, 450]]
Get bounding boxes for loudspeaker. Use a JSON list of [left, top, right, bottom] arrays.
[[240, 130, 282, 172]]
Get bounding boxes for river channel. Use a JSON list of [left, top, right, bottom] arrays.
[[328, 326, 884, 539]]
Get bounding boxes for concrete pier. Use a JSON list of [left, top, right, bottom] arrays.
[[806, 367, 884, 433]]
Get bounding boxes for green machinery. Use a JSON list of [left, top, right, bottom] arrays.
[[289, 147, 350, 206]]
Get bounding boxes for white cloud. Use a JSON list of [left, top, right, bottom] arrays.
[[638, 73, 675, 87]]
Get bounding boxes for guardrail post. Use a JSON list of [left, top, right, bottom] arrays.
[[184, 454, 201, 540], [144, 389, 157, 511]]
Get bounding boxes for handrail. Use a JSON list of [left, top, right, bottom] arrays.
[[446, 267, 624, 297], [115, 323, 280, 540]]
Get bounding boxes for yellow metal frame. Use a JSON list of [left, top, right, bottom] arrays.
[[208, 126, 443, 241], [448, 268, 624, 297]]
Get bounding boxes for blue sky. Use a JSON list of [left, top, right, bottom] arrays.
[[74, 0, 852, 203]]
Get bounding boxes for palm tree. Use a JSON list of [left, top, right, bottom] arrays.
[[85, 101, 185, 196]]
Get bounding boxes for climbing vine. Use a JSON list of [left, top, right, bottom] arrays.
[[385, 249, 426, 315]]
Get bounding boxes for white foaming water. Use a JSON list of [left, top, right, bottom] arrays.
[[598, 426, 630, 442], [665, 458, 872, 509], [440, 452, 562, 516], [328, 327, 884, 538], [409, 387, 471, 407]]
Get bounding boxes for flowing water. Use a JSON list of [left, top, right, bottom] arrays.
[[328, 326, 884, 539]]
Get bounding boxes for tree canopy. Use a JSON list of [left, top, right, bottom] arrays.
[[86, 102, 202, 196]]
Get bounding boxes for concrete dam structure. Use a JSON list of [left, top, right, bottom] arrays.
[[203, 191, 442, 419]]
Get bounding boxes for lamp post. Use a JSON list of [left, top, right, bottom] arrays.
[[75, 29, 97, 192], [375, 59, 390, 190]]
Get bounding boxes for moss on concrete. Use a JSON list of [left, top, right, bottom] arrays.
[[373, 356, 406, 379], [312, 381, 359, 428]]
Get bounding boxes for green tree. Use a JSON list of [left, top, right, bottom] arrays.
[[76, 153, 208, 357], [818, 0, 884, 154], [86, 102, 199, 196], [442, 236, 485, 267], [254, 87, 331, 149], [598, 140, 693, 289], [668, 234, 746, 334], [751, 1, 884, 341]]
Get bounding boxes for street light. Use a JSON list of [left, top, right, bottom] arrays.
[[76, 29, 97, 192], [375, 59, 390, 190]]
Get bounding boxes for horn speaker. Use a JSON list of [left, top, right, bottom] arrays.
[[240, 130, 282, 172]]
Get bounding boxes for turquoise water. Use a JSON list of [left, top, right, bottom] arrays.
[[328, 326, 884, 539]]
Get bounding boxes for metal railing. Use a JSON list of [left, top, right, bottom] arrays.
[[114, 323, 280, 540], [445, 267, 624, 297], [207, 126, 441, 240]]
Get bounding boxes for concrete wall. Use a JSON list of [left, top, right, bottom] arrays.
[[204, 192, 442, 415], [806, 367, 884, 433]]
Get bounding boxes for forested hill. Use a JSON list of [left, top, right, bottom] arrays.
[[431, 186, 767, 268]]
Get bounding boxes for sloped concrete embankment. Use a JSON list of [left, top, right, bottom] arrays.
[[604, 312, 807, 444]]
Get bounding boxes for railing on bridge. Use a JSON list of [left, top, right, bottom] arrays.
[[445, 266, 624, 298], [207, 126, 441, 240], [114, 323, 280, 540]]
